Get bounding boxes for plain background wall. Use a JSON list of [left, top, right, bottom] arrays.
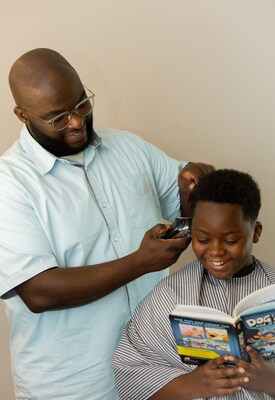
[[1, 1, 275, 398]]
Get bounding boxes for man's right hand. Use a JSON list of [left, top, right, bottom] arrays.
[[133, 223, 191, 275], [16, 223, 190, 313]]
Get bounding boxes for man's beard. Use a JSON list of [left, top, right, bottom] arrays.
[[27, 114, 94, 157]]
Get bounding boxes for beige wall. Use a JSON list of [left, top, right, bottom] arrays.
[[1, 1, 275, 398]]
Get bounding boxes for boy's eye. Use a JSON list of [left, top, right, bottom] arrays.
[[224, 239, 238, 245], [197, 238, 210, 244], [196, 238, 239, 245]]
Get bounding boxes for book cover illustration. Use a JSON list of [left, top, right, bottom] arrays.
[[169, 284, 275, 365], [241, 307, 275, 360], [169, 315, 247, 365]]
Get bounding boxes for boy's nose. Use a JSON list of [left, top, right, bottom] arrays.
[[209, 241, 225, 256]]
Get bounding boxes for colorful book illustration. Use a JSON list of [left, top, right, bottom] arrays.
[[169, 284, 275, 365]]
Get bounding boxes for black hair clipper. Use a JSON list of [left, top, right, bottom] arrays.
[[158, 217, 192, 239]]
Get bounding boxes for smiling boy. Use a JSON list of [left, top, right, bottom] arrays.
[[113, 169, 275, 400]]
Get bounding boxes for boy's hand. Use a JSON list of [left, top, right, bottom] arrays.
[[228, 346, 275, 396], [187, 356, 248, 398]]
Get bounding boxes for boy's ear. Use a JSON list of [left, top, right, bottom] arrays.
[[13, 106, 28, 123], [253, 221, 263, 243]]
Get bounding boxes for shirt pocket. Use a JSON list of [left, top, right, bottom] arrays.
[[117, 174, 162, 228]]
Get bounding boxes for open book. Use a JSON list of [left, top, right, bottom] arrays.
[[169, 284, 275, 365]]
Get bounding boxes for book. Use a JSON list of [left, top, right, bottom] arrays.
[[169, 284, 275, 365]]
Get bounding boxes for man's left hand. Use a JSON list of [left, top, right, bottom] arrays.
[[178, 162, 215, 215]]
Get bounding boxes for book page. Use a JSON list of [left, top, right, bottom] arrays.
[[171, 305, 234, 325], [234, 284, 275, 317]]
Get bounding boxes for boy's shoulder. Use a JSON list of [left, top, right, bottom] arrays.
[[131, 260, 204, 327], [165, 259, 204, 286], [253, 257, 275, 282], [150, 259, 205, 306]]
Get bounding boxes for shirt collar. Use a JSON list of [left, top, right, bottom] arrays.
[[20, 124, 102, 175]]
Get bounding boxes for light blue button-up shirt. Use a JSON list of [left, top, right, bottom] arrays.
[[0, 125, 185, 399]]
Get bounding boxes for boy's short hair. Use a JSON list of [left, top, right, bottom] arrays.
[[190, 169, 261, 222]]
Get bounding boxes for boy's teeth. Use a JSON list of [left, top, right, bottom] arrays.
[[212, 261, 224, 266]]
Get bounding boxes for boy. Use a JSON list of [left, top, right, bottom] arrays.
[[113, 169, 275, 399]]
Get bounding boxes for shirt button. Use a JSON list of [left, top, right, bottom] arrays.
[[114, 237, 119, 242], [102, 203, 107, 208]]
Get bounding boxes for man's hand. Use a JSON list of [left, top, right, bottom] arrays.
[[15, 223, 191, 313], [133, 224, 191, 275], [178, 162, 215, 215], [179, 162, 215, 191]]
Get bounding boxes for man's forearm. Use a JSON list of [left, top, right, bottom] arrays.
[[15, 224, 189, 313], [15, 252, 144, 313]]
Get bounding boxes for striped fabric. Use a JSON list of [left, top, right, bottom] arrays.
[[113, 257, 275, 400]]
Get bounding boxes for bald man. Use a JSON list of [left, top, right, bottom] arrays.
[[1, 48, 213, 400]]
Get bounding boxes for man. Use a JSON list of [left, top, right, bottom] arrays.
[[0, 48, 213, 400]]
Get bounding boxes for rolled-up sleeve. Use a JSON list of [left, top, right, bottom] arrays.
[[0, 171, 56, 298]]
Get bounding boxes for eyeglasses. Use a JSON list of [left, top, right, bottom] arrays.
[[23, 87, 95, 131]]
